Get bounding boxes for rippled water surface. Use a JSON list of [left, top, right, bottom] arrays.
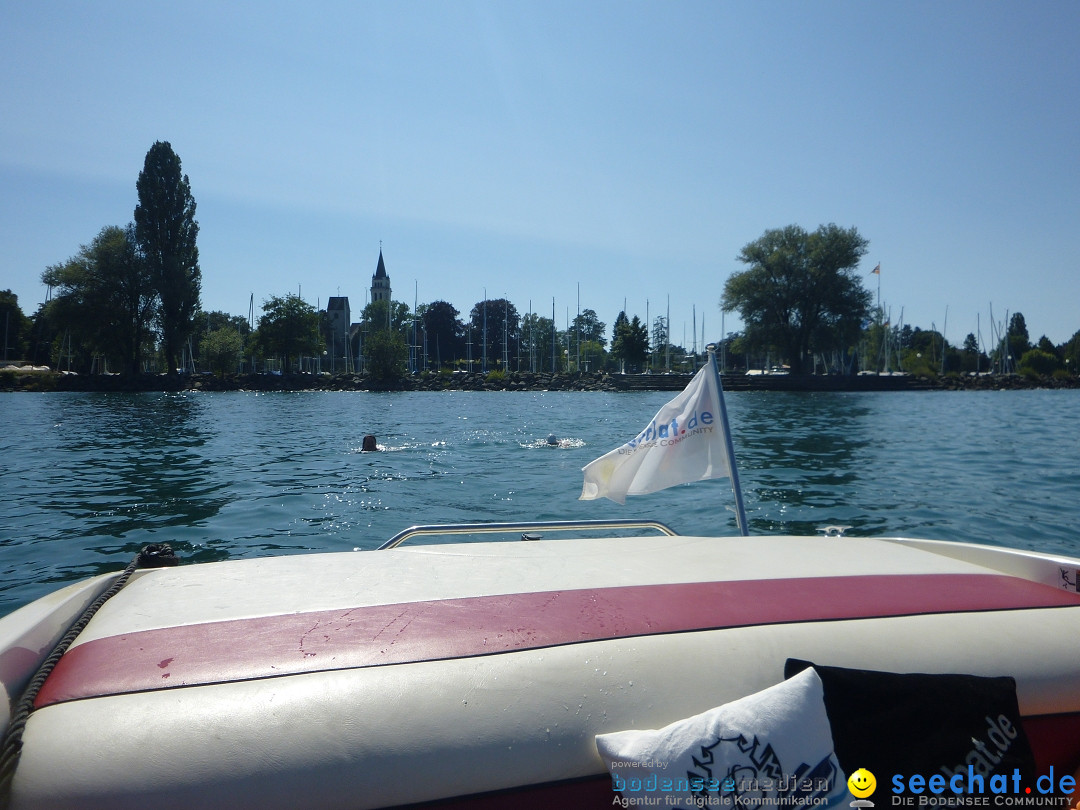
[[2, 388, 1078, 616]]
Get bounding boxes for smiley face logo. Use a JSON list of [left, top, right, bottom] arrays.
[[847, 768, 877, 799]]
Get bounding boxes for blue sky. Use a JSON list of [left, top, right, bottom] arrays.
[[2, 0, 1078, 349]]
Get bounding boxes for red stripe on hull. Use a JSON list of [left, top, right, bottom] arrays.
[[35, 574, 1080, 708]]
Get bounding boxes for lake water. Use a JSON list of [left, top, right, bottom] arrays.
[[2, 388, 1078, 617]]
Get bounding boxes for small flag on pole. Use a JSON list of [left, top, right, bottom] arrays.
[[580, 364, 732, 505], [870, 263, 881, 275]]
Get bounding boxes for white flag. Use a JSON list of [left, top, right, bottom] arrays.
[[580, 364, 732, 504]]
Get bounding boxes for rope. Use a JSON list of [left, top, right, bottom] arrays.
[[0, 543, 178, 809]]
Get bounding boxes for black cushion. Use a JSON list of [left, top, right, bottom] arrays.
[[785, 659, 1036, 794]]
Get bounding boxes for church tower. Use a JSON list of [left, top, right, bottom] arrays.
[[370, 248, 391, 304]]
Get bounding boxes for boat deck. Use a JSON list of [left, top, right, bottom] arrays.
[[3, 534, 1079, 809]]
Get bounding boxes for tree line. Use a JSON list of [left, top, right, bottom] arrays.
[[236, 294, 660, 380], [720, 224, 1080, 379], [2, 150, 1078, 381], [3, 141, 200, 376]]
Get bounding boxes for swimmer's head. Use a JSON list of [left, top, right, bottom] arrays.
[[546, 434, 558, 446]]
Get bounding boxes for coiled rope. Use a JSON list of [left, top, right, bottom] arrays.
[[0, 543, 179, 810]]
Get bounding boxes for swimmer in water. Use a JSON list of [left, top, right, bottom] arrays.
[[362, 434, 378, 452], [546, 434, 559, 446]]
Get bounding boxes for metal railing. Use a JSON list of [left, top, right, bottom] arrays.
[[377, 519, 679, 550]]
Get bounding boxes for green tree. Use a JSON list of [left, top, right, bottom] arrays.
[[40, 260, 101, 374], [567, 308, 606, 371], [1019, 348, 1060, 377], [650, 315, 669, 368], [198, 310, 250, 337], [899, 327, 964, 376], [521, 312, 557, 372], [722, 224, 871, 374], [363, 329, 408, 380], [571, 308, 606, 347], [1062, 330, 1080, 375], [360, 299, 411, 335], [358, 299, 412, 375], [40, 225, 156, 375], [961, 332, 988, 373], [1035, 335, 1058, 357], [1, 290, 34, 362], [193, 310, 250, 367], [420, 300, 464, 368], [134, 141, 201, 375], [611, 311, 649, 372], [1007, 313, 1030, 363], [579, 339, 607, 372], [27, 303, 59, 367], [201, 326, 244, 377], [716, 332, 739, 372], [256, 294, 320, 373], [469, 298, 520, 370], [611, 311, 628, 349], [609, 311, 627, 371]]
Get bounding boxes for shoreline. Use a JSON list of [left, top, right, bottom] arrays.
[[3, 369, 1077, 394]]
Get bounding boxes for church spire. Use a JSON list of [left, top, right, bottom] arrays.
[[371, 246, 391, 303]]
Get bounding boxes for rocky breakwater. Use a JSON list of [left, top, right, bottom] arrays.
[[0, 369, 622, 393], [3, 367, 1077, 393], [352, 371, 620, 392]]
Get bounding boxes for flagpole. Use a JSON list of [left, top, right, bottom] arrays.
[[707, 343, 749, 536]]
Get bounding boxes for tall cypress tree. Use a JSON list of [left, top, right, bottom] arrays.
[[134, 141, 200, 374]]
